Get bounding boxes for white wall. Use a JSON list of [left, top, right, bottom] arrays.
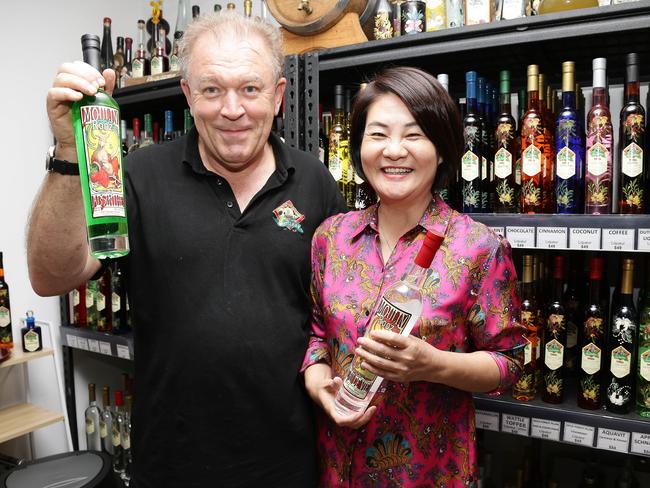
[[0, 0, 251, 460]]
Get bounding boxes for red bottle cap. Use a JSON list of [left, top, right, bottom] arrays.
[[553, 255, 564, 279], [104, 17, 112, 24], [133, 118, 140, 138], [589, 256, 603, 280], [114, 390, 123, 407], [414, 231, 444, 268]]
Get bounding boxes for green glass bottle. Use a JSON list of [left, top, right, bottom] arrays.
[[71, 34, 129, 259], [637, 270, 650, 417]]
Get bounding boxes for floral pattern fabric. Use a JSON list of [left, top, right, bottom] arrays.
[[302, 195, 525, 487]]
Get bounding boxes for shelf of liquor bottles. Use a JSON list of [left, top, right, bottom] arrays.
[[473, 386, 650, 457], [471, 214, 650, 252], [60, 325, 134, 361]]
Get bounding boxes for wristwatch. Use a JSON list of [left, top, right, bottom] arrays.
[[46, 145, 80, 175]]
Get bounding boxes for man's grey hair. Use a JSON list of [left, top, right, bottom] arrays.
[[177, 11, 285, 81]]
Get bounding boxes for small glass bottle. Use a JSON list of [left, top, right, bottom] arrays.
[[21, 311, 42, 353], [151, 28, 170, 75], [373, 0, 394, 40], [401, 0, 426, 35], [100, 17, 114, 71], [132, 20, 150, 78]]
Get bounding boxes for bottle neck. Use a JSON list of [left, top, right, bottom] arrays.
[[402, 261, 430, 289], [624, 81, 640, 103], [467, 97, 478, 114], [499, 93, 511, 115], [588, 278, 601, 305], [527, 90, 539, 111], [592, 87, 608, 107], [522, 280, 534, 298], [561, 91, 575, 110], [552, 277, 563, 302]]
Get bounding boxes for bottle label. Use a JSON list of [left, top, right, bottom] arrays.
[[151, 57, 163, 75], [0, 306, 10, 328], [122, 432, 131, 450], [481, 157, 487, 181], [524, 337, 532, 365], [100, 419, 108, 438], [494, 148, 512, 179], [515, 158, 522, 185], [112, 424, 121, 447], [86, 417, 95, 435], [586, 142, 608, 176], [112, 293, 121, 313], [86, 289, 94, 308], [556, 146, 576, 180], [425, 0, 446, 32], [72, 289, 80, 307], [522, 145, 541, 177], [318, 146, 325, 164], [343, 297, 413, 400], [461, 151, 479, 181], [610, 345, 631, 378], [580, 343, 601, 375], [96, 292, 106, 312], [169, 54, 179, 72], [132, 59, 144, 78], [373, 12, 394, 39], [544, 339, 564, 370], [23, 330, 39, 352], [79, 105, 126, 219], [345, 162, 356, 185], [641, 349, 650, 382], [622, 142, 643, 178]]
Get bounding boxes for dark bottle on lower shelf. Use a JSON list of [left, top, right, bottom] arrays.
[[563, 256, 581, 375], [606, 258, 638, 414], [512, 255, 538, 401], [542, 255, 567, 404]]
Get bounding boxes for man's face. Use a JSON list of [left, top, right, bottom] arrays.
[[181, 31, 286, 173]]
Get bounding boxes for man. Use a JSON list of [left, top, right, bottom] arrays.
[[28, 13, 346, 487]]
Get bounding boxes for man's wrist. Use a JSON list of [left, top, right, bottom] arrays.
[[54, 142, 78, 164]]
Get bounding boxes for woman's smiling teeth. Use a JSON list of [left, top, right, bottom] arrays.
[[382, 167, 412, 174]]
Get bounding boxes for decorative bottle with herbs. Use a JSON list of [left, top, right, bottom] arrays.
[[637, 267, 650, 417], [373, 0, 394, 39], [513, 255, 539, 401], [542, 255, 567, 404], [493, 70, 518, 212], [461, 71, 483, 213]]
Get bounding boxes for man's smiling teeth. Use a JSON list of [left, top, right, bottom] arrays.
[[383, 168, 412, 174]]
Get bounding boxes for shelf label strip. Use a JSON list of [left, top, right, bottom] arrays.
[[475, 409, 500, 432], [637, 229, 650, 251], [631, 432, 650, 456], [564, 422, 595, 447], [490, 226, 505, 237], [501, 413, 530, 437], [569, 227, 601, 250], [66, 334, 78, 348], [537, 227, 568, 249], [596, 427, 630, 454], [530, 418, 561, 442], [505, 226, 535, 249], [88, 339, 100, 353], [602, 228, 634, 251], [116, 344, 130, 360]]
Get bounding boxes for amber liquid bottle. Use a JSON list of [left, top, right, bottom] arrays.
[[618, 53, 646, 214], [578, 256, 606, 410], [520, 65, 548, 213], [0, 252, 13, 353], [328, 85, 350, 207], [513, 255, 538, 401], [542, 255, 567, 404]]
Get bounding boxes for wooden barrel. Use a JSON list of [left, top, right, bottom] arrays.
[[267, 0, 372, 35]]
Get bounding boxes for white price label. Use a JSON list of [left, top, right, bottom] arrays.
[[490, 227, 505, 237], [88, 340, 100, 353], [66, 334, 78, 348], [77, 338, 89, 351], [116, 344, 130, 360], [564, 422, 595, 446], [631, 432, 650, 456], [475, 410, 500, 432], [537, 227, 568, 249], [531, 418, 561, 441], [99, 341, 112, 356], [501, 414, 530, 436], [569, 228, 601, 250], [602, 229, 634, 251], [597, 428, 630, 453], [637, 229, 650, 251], [505, 226, 535, 249]]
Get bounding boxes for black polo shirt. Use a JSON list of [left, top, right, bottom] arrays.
[[121, 127, 346, 488]]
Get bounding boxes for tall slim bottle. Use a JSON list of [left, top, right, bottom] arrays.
[[86, 280, 98, 330], [513, 255, 538, 401], [85, 383, 102, 451], [606, 258, 637, 414], [478, 77, 489, 212], [585, 58, 613, 214], [112, 390, 126, 473], [578, 256, 606, 410], [494, 70, 518, 212], [328, 85, 350, 207], [129, 118, 141, 154], [140, 114, 155, 148], [72, 283, 87, 327], [132, 21, 150, 78], [520, 65, 547, 213], [100, 18, 114, 71], [334, 232, 444, 416], [555, 61, 584, 214], [99, 386, 114, 454], [96, 268, 112, 332], [183, 109, 194, 135], [0, 252, 12, 353], [539, 73, 555, 213], [462, 71, 482, 213], [618, 53, 646, 214], [542, 255, 567, 404], [72, 35, 129, 259], [636, 270, 650, 417], [563, 257, 581, 374], [163, 110, 174, 142]]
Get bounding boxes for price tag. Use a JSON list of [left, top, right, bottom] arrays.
[[569, 227, 601, 250], [501, 414, 530, 436], [602, 229, 634, 251], [475, 410, 500, 432], [99, 341, 112, 356], [77, 338, 89, 351], [490, 227, 505, 237], [531, 418, 561, 441], [88, 339, 100, 353], [66, 334, 78, 348], [537, 227, 568, 249], [597, 428, 630, 453], [116, 344, 131, 360], [637, 229, 650, 251], [631, 432, 650, 456], [506, 226, 535, 249], [564, 422, 595, 447]]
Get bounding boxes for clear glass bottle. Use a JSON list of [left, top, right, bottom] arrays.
[[132, 20, 150, 78], [99, 386, 114, 455], [334, 231, 444, 417], [85, 383, 102, 451], [112, 390, 125, 473]]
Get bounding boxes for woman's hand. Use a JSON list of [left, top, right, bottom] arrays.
[[356, 329, 441, 383], [304, 363, 376, 429]]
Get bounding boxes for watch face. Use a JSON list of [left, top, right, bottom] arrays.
[[46, 145, 56, 171]]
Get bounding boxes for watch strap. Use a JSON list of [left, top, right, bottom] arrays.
[[49, 157, 80, 176]]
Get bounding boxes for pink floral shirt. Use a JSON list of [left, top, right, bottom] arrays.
[[302, 195, 525, 488]]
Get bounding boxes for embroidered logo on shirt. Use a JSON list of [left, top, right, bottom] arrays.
[[273, 200, 305, 234]]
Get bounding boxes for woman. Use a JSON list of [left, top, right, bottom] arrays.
[[302, 67, 526, 487]]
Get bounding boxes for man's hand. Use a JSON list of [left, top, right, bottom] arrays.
[[304, 363, 376, 429], [356, 329, 440, 384], [46, 61, 116, 156]]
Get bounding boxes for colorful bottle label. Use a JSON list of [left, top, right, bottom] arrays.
[[169, 54, 179, 72], [545, 339, 564, 370], [0, 306, 10, 328], [112, 293, 121, 313], [610, 345, 631, 378], [556, 146, 576, 179], [522, 145, 541, 177], [640, 348, 650, 382], [96, 292, 106, 312], [23, 330, 40, 352], [425, 0, 446, 31], [374, 12, 394, 39], [86, 417, 95, 434], [80, 105, 126, 219], [581, 343, 601, 375], [461, 151, 479, 181], [72, 289, 80, 307], [151, 56, 163, 75], [494, 148, 512, 178], [132, 59, 144, 78], [586, 142, 608, 176], [112, 424, 121, 447], [524, 337, 532, 365], [622, 142, 643, 178], [86, 289, 94, 308]]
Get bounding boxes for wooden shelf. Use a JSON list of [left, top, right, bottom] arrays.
[[0, 403, 64, 444], [0, 348, 53, 369]]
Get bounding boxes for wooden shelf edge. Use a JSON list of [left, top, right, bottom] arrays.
[[0, 403, 64, 444], [0, 348, 54, 369]]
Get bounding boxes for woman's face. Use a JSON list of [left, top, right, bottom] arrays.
[[360, 93, 439, 207]]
